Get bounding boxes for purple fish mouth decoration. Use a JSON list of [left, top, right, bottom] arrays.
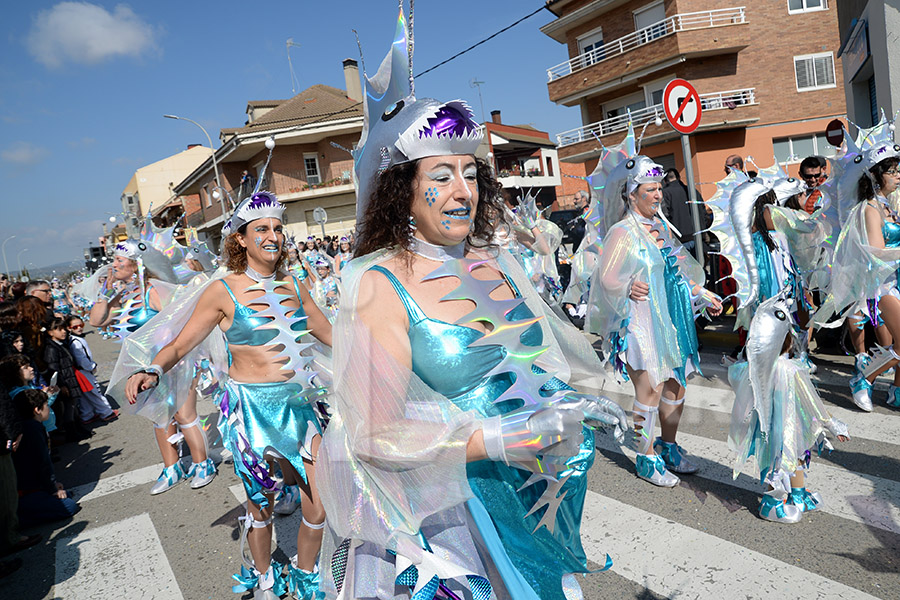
[[418, 104, 479, 139], [248, 191, 279, 208], [643, 166, 665, 178]]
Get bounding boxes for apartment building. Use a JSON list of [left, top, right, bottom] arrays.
[[173, 60, 364, 250], [837, 1, 900, 129], [542, 0, 845, 197]]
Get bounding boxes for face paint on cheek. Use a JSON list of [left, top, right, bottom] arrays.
[[255, 236, 263, 248], [441, 219, 451, 230], [425, 186, 438, 207]]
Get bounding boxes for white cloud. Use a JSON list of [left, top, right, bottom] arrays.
[[26, 2, 158, 68], [1, 142, 49, 166]]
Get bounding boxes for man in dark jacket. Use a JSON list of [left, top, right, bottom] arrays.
[[661, 168, 709, 254]]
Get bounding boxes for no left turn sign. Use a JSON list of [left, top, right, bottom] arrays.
[[663, 79, 702, 135]]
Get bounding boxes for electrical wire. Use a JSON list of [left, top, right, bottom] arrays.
[[415, 5, 547, 78]]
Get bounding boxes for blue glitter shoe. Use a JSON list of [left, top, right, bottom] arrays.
[[287, 556, 324, 600], [188, 458, 217, 489], [789, 487, 822, 512], [849, 374, 873, 412], [888, 385, 900, 408], [150, 462, 187, 495], [759, 494, 802, 523], [653, 438, 699, 474], [635, 453, 679, 487]]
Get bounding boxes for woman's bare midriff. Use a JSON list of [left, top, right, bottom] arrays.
[[225, 343, 296, 383]]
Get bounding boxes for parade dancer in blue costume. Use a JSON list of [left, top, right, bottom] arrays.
[[332, 237, 353, 279], [123, 189, 333, 600], [587, 155, 723, 487], [728, 288, 849, 523], [813, 123, 900, 411], [316, 4, 627, 598], [93, 223, 216, 495]]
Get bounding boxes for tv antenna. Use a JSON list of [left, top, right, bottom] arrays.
[[287, 38, 302, 94], [469, 78, 486, 123]]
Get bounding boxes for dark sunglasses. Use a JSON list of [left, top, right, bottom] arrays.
[[801, 172, 826, 180]]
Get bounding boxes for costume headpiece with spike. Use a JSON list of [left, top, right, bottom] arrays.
[[746, 287, 795, 434], [352, 1, 483, 222], [772, 177, 806, 206], [114, 217, 192, 285], [222, 137, 282, 237]]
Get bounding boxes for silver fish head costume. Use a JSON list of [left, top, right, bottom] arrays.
[[351, 5, 483, 223], [600, 154, 664, 232], [746, 286, 795, 433], [771, 177, 806, 206], [728, 178, 772, 307]]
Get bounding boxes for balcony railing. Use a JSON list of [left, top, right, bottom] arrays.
[[556, 88, 756, 147], [547, 7, 747, 81]]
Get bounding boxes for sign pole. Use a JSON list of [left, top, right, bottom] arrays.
[[681, 133, 704, 269]]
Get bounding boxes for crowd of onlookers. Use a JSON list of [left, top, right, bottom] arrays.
[[0, 275, 116, 578]]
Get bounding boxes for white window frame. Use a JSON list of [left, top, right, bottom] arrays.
[[642, 77, 670, 107], [604, 91, 647, 120], [304, 152, 321, 186], [793, 52, 836, 92], [787, 0, 828, 15], [633, 1, 667, 43], [772, 133, 837, 164], [202, 184, 211, 208], [577, 26, 605, 65]]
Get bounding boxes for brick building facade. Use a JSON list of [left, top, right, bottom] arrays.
[[543, 0, 846, 199]]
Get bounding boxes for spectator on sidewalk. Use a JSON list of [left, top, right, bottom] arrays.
[[43, 319, 91, 442], [0, 386, 41, 561], [12, 388, 80, 527], [799, 156, 828, 214], [661, 168, 710, 255], [0, 353, 57, 435], [64, 316, 117, 424]]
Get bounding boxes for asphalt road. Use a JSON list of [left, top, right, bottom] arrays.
[[2, 322, 898, 600]]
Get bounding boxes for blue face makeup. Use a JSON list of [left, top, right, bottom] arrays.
[[254, 236, 263, 248], [425, 186, 438, 206]]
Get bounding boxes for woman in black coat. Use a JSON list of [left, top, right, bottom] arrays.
[[42, 319, 90, 441]]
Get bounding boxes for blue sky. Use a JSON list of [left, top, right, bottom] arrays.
[[0, 1, 580, 271]]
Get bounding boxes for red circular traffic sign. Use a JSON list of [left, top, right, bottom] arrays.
[[663, 79, 702, 135], [825, 118, 845, 147]]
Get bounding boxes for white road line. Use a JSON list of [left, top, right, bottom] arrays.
[[581, 490, 880, 600], [54, 513, 184, 600], [600, 377, 900, 446], [595, 431, 900, 535], [71, 463, 164, 503]]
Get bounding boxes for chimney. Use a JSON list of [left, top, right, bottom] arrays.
[[491, 110, 502, 124], [343, 58, 362, 102]]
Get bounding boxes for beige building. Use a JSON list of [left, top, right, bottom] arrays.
[[120, 145, 212, 237], [172, 60, 365, 250]]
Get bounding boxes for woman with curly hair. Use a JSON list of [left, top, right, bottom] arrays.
[[121, 190, 333, 599], [315, 11, 626, 598]]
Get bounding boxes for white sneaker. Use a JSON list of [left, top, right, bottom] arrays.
[[274, 484, 301, 515]]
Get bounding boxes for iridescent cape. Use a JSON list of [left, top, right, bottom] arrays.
[[316, 246, 608, 600], [812, 200, 900, 326], [586, 211, 705, 388], [106, 269, 332, 426]]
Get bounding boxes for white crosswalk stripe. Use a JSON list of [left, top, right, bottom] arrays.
[[580, 490, 881, 600], [54, 513, 184, 599], [37, 351, 898, 600]]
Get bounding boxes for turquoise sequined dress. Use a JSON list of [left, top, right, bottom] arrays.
[[362, 265, 596, 600]]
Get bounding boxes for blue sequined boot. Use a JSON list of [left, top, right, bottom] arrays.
[[759, 494, 802, 523], [635, 453, 679, 487], [150, 461, 187, 495], [653, 437, 699, 474], [287, 556, 324, 600], [887, 385, 900, 408], [789, 487, 822, 512]]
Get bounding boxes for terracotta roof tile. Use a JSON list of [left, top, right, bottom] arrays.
[[228, 84, 363, 135]]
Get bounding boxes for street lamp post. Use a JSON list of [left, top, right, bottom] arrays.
[[16, 248, 28, 276], [163, 114, 227, 219], [1, 235, 15, 277]]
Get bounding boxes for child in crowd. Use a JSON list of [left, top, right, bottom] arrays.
[[0, 353, 57, 435], [63, 316, 117, 424], [728, 290, 849, 523], [43, 319, 91, 442], [12, 388, 79, 527]]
